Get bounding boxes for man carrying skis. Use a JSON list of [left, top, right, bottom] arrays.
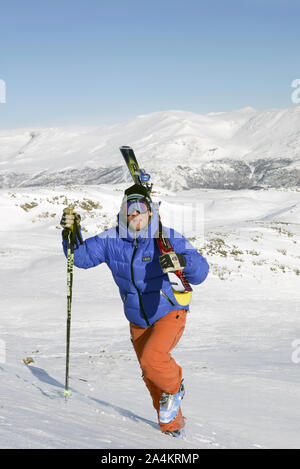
[[60, 184, 209, 438]]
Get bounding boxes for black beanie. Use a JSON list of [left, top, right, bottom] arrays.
[[124, 184, 152, 206]]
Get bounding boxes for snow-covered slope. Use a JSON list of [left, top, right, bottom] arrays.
[[1, 106, 300, 190], [1, 185, 300, 448]]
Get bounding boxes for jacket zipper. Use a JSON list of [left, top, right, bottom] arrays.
[[131, 238, 150, 327], [160, 290, 175, 306]]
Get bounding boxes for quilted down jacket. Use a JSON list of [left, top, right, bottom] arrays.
[[62, 201, 209, 327]]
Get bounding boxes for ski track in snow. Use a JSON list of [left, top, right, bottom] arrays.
[[0, 185, 300, 449]]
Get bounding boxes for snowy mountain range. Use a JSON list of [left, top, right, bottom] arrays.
[[1, 106, 300, 190]]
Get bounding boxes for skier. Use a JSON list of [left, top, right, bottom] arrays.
[[60, 184, 209, 438]]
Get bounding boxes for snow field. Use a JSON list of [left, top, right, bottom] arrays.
[[0, 185, 300, 448]]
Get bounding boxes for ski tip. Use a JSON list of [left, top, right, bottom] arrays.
[[119, 145, 132, 150]]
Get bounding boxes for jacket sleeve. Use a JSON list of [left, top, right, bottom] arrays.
[[169, 229, 209, 285], [62, 227, 107, 269]]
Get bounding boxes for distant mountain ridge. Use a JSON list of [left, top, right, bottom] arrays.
[[1, 106, 300, 189]]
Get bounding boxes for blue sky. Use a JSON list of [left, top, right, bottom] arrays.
[[0, 0, 300, 128]]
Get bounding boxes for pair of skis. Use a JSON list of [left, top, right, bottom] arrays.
[[120, 146, 192, 305]]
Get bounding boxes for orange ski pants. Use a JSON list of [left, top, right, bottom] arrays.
[[130, 309, 187, 432]]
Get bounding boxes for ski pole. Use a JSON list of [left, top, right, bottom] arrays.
[[63, 206, 75, 400]]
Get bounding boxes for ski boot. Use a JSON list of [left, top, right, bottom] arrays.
[[163, 428, 186, 438], [159, 379, 185, 424]]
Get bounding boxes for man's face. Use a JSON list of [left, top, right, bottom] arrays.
[[128, 210, 152, 231], [127, 199, 152, 231]]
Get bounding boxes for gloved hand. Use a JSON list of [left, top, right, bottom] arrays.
[[159, 252, 186, 273], [60, 207, 81, 231]]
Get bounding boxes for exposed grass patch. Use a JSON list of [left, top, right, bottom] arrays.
[[210, 263, 233, 280], [246, 249, 260, 256], [37, 212, 57, 219], [270, 225, 294, 237], [198, 238, 230, 258], [276, 248, 287, 256], [20, 202, 38, 211]]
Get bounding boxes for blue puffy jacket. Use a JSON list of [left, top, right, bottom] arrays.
[[62, 201, 209, 328]]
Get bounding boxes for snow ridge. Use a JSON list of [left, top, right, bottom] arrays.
[[1, 106, 300, 189]]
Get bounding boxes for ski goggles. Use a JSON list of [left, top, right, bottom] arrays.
[[126, 199, 149, 215]]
